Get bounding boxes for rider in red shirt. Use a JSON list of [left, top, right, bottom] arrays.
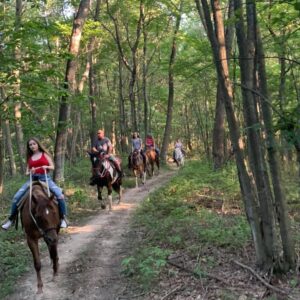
[[2, 138, 68, 230]]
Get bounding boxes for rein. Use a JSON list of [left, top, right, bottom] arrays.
[[29, 168, 57, 240]]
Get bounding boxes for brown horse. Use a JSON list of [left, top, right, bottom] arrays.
[[20, 182, 60, 294], [145, 148, 160, 176], [89, 152, 122, 210], [130, 149, 146, 188]]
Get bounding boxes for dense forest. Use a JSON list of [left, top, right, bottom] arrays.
[[0, 0, 300, 283]]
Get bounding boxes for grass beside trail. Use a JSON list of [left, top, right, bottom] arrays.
[[121, 160, 251, 287]]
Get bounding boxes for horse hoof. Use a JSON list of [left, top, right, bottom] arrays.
[[36, 288, 43, 294], [101, 204, 106, 209]]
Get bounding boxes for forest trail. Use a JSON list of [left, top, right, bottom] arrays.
[[7, 169, 176, 300]]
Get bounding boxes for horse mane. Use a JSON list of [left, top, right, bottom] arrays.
[[31, 183, 52, 208]]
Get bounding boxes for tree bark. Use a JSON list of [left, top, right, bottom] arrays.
[[256, 26, 295, 270], [54, 0, 91, 183], [234, 0, 277, 270], [13, 0, 25, 174], [211, 0, 234, 169], [197, 0, 266, 266]]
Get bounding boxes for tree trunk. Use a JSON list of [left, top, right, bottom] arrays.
[[13, 0, 25, 174], [212, 84, 225, 168], [0, 90, 4, 193], [198, 0, 266, 266], [256, 26, 295, 270], [160, 1, 183, 163], [118, 54, 128, 153], [4, 118, 16, 177], [211, 0, 234, 169], [54, 0, 91, 183], [234, 0, 277, 270]]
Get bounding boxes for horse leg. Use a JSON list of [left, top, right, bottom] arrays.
[[27, 237, 43, 294], [134, 171, 138, 188], [97, 185, 105, 209], [107, 183, 113, 211], [156, 158, 160, 174], [48, 243, 59, 280]]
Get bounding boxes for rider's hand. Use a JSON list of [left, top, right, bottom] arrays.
[[104, 154, 110, 159], [42, 166, 48, 170], [31, 167, 36, 174]]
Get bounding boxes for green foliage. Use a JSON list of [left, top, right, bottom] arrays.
[[123, 161, 250, 287], [0, 230, 31, 298], [122, 246, 171, 286]]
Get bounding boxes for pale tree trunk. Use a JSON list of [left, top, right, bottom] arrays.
[[160, 1, 183, 163], [184, 102, 193, 151], [70, 59, 90, 162], [4, 117, 16, 177], [1, 88, 16, 176], [88, 0, 101, 147], [13, 0, 25, 174], [142, 11, 149, 137], [256, 26, 295, 270], [118, 54, 128, 153], [198, 0, 266, 266], [234, 0, 277, 270], [89, 53, 98, 146], [54, 0, 91, 183]]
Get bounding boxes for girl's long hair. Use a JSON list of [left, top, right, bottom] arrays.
[[26, 137, 52, 161]]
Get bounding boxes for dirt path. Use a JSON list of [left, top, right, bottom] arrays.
[[7, 170, 175, 300]]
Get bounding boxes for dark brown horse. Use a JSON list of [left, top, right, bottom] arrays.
[[20, 182, 60, 294], [130, 149, 146, 188], [89, 152, 122, 210], [145, 148, 160, 176]]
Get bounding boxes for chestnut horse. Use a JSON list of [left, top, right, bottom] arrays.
[[89, 152, 122, 210], [20, 182, 60, 294], [145, 148, 160, 176], [130, 149, 146, 188]]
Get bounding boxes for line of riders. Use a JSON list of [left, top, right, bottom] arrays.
[[1, 130, 185, 231]]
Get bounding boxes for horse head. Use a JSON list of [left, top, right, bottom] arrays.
[[31, 184, 60, 245], [132, 150, 144, 169]]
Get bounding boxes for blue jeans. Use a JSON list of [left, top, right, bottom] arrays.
[[10, 174, 67, 218]]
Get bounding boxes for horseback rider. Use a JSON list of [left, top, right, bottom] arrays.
[[128, 132, 146, 169], [145, 133, 160, 157], [1, 137, 68, 230], [173, 138, 185, 162], [91, 129, 122, 180]]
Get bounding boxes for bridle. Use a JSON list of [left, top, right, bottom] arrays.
[[28, 168, 58, 244], [92, 153, 110, 178]]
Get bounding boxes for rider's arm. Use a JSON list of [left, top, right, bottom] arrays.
[[25, 164, 30, 175], [44, 153, 55, 171], [106, 139, 113, 155]]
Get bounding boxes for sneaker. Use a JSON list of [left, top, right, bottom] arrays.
[[2, 219, 13, 230], [60, 219, 68, 228]]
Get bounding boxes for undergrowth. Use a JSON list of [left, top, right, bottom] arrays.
[[121, 160, 251, 288]]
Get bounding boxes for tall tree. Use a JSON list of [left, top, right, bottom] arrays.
[[13, 0, 25, 174], [196, 0, 266, 267], [160, 0, 183, 163], [54, 0, 91, 183]]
